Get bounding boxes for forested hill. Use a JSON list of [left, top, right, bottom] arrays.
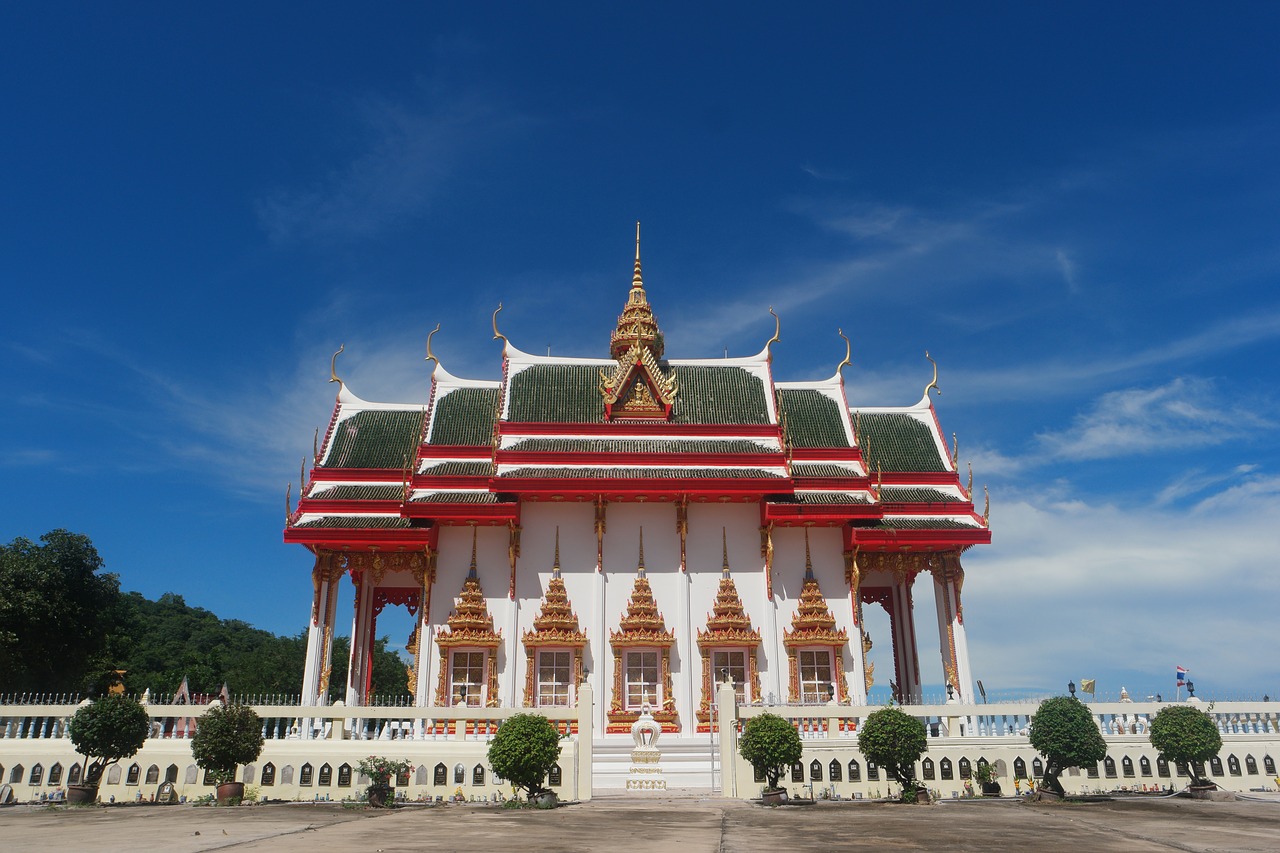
[[0, 529, 410, 699]]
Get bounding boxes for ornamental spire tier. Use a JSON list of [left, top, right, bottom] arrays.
[[696, 529, 762, 728], [608, 533, 678, 731], [434, 529, 502, 707], [599, 222, 679, 419], [522, 529, 588, 707]]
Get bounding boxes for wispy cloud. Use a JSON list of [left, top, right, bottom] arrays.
[[1036, 377, 1270, 460], [256, 93, 527, 243]]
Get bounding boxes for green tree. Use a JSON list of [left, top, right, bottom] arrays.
[[738, 712, 802, 791], [857, 707, 928, 799], [1028, 696, 1108, 795], [487, 713, 563, 799], [68, 693, 151, 786], [191, 703, 265, 785], [0, 530, 122, 692], [1149, 705, 1222, 787]]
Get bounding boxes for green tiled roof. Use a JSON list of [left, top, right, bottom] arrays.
[[310, 484, 402, 501], [429, 388, 500, 446], [508, 437, 775, 454], [778, 389, 850, 448], [412, 492, 502, 504], [420, 460, 493, 477], [783, 492, 870, 504], [506, 364, 770, 425], [858, 413, 947, 473], [878, 487, 957, 503], [791, 463, 857, 478], [293, 515, 413, 529], [321, 410, 423, 469], [876, 518, 977, 530], [496, 466, 785, 480]]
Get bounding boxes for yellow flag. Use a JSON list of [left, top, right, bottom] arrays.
[[1080, 679, 1096, 695]]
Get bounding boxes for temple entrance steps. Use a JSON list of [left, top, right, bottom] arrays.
[[591, 735, 725, 790]]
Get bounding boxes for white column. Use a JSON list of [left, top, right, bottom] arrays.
[[933, 556, 973, 703], [346, 571, 375, 706], [595, 568, 607, 734], [678, 560, 693, 733], [845, 599, 869, 706], [895, 576, 923, 702], [506, 597, 519, 708], [301, 560, 329, 706]]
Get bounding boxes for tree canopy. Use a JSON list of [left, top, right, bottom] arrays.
[[739, 712, 802, 791], [857, 707, 928, 794], [0, 530, 121, 692], [487, 713, 563, 798], [1028, 695, 1108, 794], [1149, 705, 1222, 786]]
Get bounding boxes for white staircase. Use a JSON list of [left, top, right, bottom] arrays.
[[591, 735, 724, 790]]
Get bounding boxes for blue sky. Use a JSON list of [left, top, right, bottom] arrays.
[[3, 4, 1277, 701]]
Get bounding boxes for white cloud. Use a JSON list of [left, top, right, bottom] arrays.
[[962, 485, 1280, 695], [1036, 377, 1270, 460]]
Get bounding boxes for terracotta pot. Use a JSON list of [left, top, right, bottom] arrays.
[[761, 789, 788, 805], [915, 788, 932, 804], [981, 781, 1002, 797], [67, 784, 99, 805], [366, 784, 391, 808], [216, 781, 245, 805]]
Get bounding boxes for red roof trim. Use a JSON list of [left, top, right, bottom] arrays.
[[498, 422, 782, 438], [497, 451, 784, 467]]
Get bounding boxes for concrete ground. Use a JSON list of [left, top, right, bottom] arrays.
[[3, 793, 1280, 853]]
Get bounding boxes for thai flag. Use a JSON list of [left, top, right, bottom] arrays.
[[1176, 666, 1187, 685]]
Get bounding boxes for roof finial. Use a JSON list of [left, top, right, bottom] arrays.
[[637, 526, 646, 576], [492, 303, 507, 346], [924, 350, 940, 398], [425, 323, 441, 368], [836, 329, 852, 377], [312, 427, 320, 466], [804, 527, 814, 580], [983, 485, 990, 526], [633, 220, 642, 287], [765, 307, 781, 357], [722, 527, 730, 577], [552, 527, 561, 578], [329, 344, 345, 387], [967, 461, 973, 497], [468, 525, 478, 578], [285, 483, 292, 526]]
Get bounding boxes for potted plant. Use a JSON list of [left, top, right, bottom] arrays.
[[487, 713, 563, 805], [356, 756, 413, 808], [67, 694, 151, 805], [857, 707, 930, 804], [739, 712, 802, 805], [191, 703, 264, 805], [974, 761, 1001, 796]]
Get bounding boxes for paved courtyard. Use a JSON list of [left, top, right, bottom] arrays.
[[2, 794, 1279, 853]]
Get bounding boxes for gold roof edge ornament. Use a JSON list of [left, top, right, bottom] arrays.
[[924, 350, 940, 399], [764, 307, 781, 357], [952, 433, 959, 469], [983, 485, 990, 526], [312, 428, 319, 466], [425, 323, 442, 368], [967, 461, 974, 497], [492, 303, 507, 348], [284, 483, 293, 526], [835, 328, 852, 378], [328, 344, 345, 389]]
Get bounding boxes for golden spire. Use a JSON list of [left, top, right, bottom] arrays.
[[721, 527, 730, 578], [552, 527, 561, 578], [610, 222, 664, 359], [637, 526, 646, 576], [468, 525, 478, 578], [924, 350, 940, 398], [803, 527, 814, 579]]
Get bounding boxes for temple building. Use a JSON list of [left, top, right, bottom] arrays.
[[284, 227, 991, 737]]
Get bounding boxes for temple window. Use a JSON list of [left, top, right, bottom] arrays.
[[753, 764, 766, 783], [1121, 756, 1134, 778], [29, 764, 43, 786], [797, 649, 833, 703], [337, 764, 351, 787], [958, 757, 972, 779], [450, 650, 487, 706], [1227, 755, 1241, 776], [165, 764, 179, 784], [396, 768, 410, 787], [126, 763, 141, 785], [202, 769, 217, 786], [261, 763, 275, 786], [300, 763, 314, 786], [1265, 755, 1276, 776], [829, 759, 842, 782], [922, 758, 935, 780], [1031, 757, 1043, 779], [472, 764, 485, 786], [1103, 756, 1117, 778], [866, 761, 880, 781], [537, 650, 574, 707], [48, 763, 63, 786], [1210, 756, 1224, 776], [810, 760, 823, 782], [625, 649, 661, 710], [454, 763, 465, 784], [1086, 761, 1099, 778], [1013, 757, 1026, 779], [940, 758, 953, 780], [1246, 755, 1258, 775], [548, 764, 562, 787], [848, 759, 861, 782], [69, 764, 83, 785], [434, 763, 447, 786], [1139, 756, 1152, 777], [712, 650, 749, 704], [318, 764, 333, 786], [7, 765, 20, 784], [790, 762, 804, 783]]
